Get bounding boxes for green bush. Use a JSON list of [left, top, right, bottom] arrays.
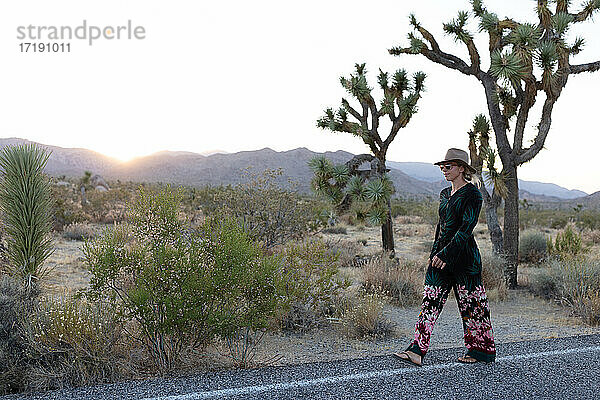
[[276, 240, 350, 331], [83, 186, 283, 371], [519, 230, 548, 264], [548, 225, 585, 260], [200, 169, 314, 249]]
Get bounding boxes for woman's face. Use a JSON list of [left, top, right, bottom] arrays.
[[439, 162, 465, 182]]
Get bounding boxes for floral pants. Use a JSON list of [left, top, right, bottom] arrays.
[[405, 266, 496, 362]]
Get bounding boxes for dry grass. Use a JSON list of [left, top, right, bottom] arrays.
[[342, 292, 395, 339], [361, 255, 423, 307]]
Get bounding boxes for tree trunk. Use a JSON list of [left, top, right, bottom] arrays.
[[485, 202, 503, 255], [80, 186, 87, 206], [479, 184, 504, 256], [503, 164, 520, 289], [382, 196, 395, 255]]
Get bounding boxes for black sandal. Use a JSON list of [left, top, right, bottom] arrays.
[[393, 351, 423, 367]]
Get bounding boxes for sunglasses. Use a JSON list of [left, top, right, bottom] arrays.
[[439, 163, 456, 171]]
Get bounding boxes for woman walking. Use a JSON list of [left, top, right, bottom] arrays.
[[394, 148, 496, 366]]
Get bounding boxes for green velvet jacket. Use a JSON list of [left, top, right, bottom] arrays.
[[429, 182, 483, 275]]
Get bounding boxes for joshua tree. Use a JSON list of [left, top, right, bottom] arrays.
[[79, 170, 92, 206], [468, 114, 505, 256], [313, 63, 426, 253], [0, 144, 54, 293], [390, 0, 600, 288]]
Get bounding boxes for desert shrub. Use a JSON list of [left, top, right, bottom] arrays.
[[362, 256, 421, 307], [62, 222, 97, 241], [51, 185, 86, 231], [481, 252, 508, 301], [201, 169, 313, 249], [24, 296, 131, 391], [0, 276, 32, 394], [323, 238, 363, 268], [321, 226, 347, 235], [83, 188, 131, 224], [0, 144, 54, 292], [342, 292, 394, 339], [548, 225, 586, 260], [395, 224, 430, 237], [276, 240, 350, 332], [391, 198, 439, 226], [582, 229, 600, 245], [530, 258, 600, 325], [577, 210, 600, 231], [83, 186, 283, 371], [550, 216, 568, 229], [518, 230, 548, 264]]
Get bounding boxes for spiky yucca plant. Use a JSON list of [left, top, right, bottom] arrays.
[[0, 144, 54, 291]]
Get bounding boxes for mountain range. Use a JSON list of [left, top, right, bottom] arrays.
[[1, 138, 596, 207]]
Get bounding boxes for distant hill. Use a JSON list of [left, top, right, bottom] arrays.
[[0, 138, 592, 204], [388, 160, 587, 200]]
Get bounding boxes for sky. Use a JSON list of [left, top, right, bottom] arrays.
[[1, 0, 599, 194]]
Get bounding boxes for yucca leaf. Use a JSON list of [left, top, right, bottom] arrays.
[[0, 144, 54, 291], [367, 206, 389, 226], [331, 164, 350, 185], [536, 40, 559, 71], [552, 12, 574, 36], [392, 69, 409, 92], [345, 176, 367, 201], [489, 49, 526, 84], [413, 72, 427, 92], [377, 69, 389, 89], [478, 12, 499, 32], [408, 33, 425, 54]]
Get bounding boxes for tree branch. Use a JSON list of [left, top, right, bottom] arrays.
[[512, 81, 537, 156], [570, 61, 600, 74], [480, 73, 512, 154], [389, 24, 474, 76], [569, 0, 600, 22], [517, 96, 557, 165]]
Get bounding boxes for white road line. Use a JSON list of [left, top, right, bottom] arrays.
[[143, 345, 600, 400]]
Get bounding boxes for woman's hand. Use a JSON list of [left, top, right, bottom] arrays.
[[430, 255, 446, 270]]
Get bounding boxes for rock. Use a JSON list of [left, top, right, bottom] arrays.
[[90, 174, 110, 191]]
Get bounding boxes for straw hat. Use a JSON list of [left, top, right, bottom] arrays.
[[433, 148, 477, 174]]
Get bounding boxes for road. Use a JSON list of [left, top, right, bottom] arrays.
[[4, 334, 600, 400]]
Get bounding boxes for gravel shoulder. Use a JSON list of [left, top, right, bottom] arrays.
[[252, 289, 600, 366]]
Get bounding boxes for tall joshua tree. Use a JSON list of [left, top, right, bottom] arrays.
[[468, 114, 506, 256], [313, 63, 425, 253], [390, 0, 600, 288]]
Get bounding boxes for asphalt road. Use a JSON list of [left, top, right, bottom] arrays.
[[4, 334, 600, 400]]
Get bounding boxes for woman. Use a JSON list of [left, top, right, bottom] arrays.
[[393, 148, 496, 366]]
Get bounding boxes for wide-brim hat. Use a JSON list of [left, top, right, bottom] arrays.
[[434, 148, 477, 174]]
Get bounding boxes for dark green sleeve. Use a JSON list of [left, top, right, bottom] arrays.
[[429, 221, 440, 261], [435, 189, 482, 264]]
